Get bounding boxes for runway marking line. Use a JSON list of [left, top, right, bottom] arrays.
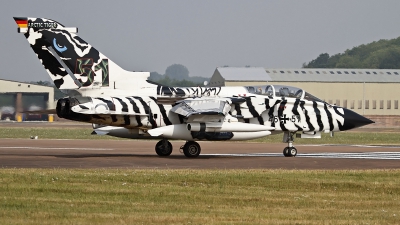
[[300, 144, 400, 148], [203, 152, 400, 160]]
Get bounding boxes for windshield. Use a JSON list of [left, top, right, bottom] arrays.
[[303, 92, 325, 103]]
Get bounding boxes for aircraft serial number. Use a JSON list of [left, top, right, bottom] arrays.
[[269, 115, 300, 124]]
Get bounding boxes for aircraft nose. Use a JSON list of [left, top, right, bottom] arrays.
[[339, 108, 374, 131]]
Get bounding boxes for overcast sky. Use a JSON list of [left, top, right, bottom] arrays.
[[1, 0, 400, 82]]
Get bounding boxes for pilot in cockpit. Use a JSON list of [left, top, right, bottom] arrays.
[[279, 87, 290, 97]]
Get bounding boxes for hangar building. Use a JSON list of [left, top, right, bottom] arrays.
[[210, 67, 400, 127], [0, 79, 54, 121]]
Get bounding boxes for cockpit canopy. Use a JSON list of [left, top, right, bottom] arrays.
[[246, 85, 326, 103]]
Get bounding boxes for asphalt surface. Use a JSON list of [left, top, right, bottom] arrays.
[[1, 138, 400, 169]]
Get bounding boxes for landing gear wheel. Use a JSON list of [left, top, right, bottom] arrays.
[[289, 147, 297, 157], [283, 147, 290, 157], [155, 140, 173, 156], [182, 141, 201, 158], [283, 147, 297, 157]]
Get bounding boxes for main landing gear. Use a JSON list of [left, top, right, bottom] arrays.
[[283, 131, 297, 157], [180, 141, 201, 158], [155, 139, 173, 156], [155, 140, 201, 158]]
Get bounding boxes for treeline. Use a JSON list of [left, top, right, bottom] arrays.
[[149, 74, 205, 87], [303, 36, 400, 69], [149, 64, 209, 87]]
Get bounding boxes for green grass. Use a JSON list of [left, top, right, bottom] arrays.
[[1, 169, 399, 224], [1, 127, 400, 145]]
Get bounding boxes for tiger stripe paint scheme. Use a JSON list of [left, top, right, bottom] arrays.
[[14, 17, 374, 157], [64, 94, 352, 134]]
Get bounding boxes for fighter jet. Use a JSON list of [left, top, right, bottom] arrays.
[[13, 17, 374, 157]]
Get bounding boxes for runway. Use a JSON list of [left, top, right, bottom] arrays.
[[1, 138, 400, 169]]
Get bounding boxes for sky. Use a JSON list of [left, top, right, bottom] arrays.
[[1, 0, 400, 82]]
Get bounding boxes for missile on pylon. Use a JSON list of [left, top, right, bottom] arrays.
[[230, 130, 271, 140]]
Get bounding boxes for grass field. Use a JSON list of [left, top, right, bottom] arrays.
[[1, 169, 399, 224], [1, 127, 400, 145]]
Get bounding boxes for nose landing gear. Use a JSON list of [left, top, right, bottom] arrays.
[[283, 146, 297, 157], [283, 131, 297, 157]]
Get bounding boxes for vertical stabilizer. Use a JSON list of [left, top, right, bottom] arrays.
[[13, 17, 146, 91]]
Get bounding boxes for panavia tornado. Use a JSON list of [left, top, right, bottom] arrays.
[[13, 17, 374, 157]]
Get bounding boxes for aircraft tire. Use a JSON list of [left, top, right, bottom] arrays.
[[183, 141, 201, 158], [289, 147, 297, 157], [155, 140, 173, 156], [283, 147, 290, 157]]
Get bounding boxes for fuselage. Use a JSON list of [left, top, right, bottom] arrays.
[[65, 94, 343, 133], [57, 84, 372, 141]]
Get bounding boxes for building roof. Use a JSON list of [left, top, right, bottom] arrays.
[[216, 68, 400, 83], [215, 67, 272, 81], [0, 79, 54, 93], [266, 68, 400, 83]]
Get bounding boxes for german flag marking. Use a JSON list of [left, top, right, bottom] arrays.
[[14, 17, 28, 28]]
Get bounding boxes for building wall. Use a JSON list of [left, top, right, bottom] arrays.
[[225, 81, 400, 116], [0, 80, 54, 109]]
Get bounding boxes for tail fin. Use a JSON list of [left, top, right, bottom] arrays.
[[13, 17, 149, 91]]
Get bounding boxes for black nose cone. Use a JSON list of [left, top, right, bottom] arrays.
[[339, 108, 374, 131]]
